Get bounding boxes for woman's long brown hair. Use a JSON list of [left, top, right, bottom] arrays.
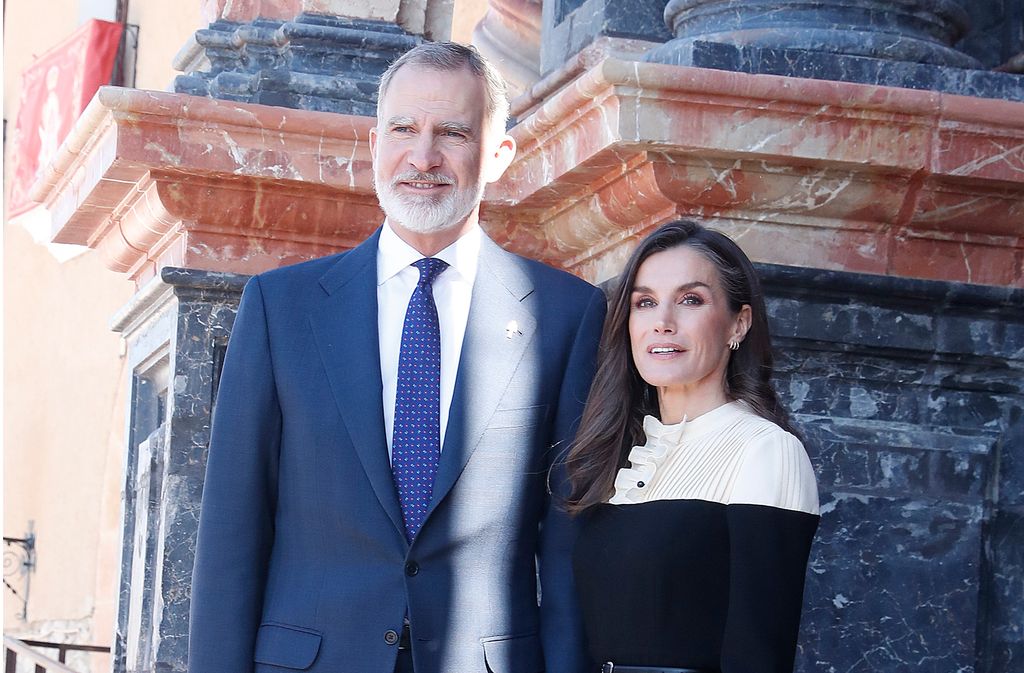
[[564, 220, 800, 515]]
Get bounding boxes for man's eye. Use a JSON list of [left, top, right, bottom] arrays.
[[444, 130, 467, 138], [391, 126, 413, 133]]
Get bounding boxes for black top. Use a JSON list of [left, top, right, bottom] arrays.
[[574, 499, 818, 672], [572, 403, 820, 673]]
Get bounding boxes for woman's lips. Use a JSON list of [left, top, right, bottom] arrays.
[[647, 343, 685, 356]]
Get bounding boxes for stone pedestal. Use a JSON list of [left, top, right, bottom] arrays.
[[28, 84, 378, 673], [759, 267, 1024, 672], [110, 268, 246, 673]]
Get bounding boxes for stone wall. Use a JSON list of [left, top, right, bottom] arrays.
[[107, 262, 1024, 673], [761, 265, 1023, 672]]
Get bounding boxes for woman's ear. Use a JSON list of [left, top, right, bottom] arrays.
[[732, 304, 753, 345]]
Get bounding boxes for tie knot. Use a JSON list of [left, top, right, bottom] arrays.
[[413, 257, 448, 287]]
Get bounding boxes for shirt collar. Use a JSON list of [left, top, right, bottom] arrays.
[[377, 219, 481, 286]]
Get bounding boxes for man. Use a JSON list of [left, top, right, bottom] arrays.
[[188, 42, 605, 673]]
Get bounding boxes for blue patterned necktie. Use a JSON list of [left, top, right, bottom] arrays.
[[392, 257, 448, 542]]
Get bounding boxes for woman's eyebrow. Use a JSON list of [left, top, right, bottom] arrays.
[[631, 281, 711, 293]]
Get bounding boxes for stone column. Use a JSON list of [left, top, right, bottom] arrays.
[[539, 0, 671, 76], [472, 0, 543, 98], [643, 0, 1024, 101], [648, 0, 980, 67]]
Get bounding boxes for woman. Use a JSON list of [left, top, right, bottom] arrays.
[[567, 220, 819, 673]]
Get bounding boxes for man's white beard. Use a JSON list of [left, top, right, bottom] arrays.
[[374, 169, 484, 234]]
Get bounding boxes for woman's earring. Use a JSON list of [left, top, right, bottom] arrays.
[[729, 340, 740, 351]]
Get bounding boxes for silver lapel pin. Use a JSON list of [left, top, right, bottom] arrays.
[[505, 320, 522, 339]]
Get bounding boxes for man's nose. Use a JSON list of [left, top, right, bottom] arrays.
[[408, 134, 442, 172]]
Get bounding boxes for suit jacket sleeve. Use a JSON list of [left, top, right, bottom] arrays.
[[539, 285, 607, 673], [189, 276, 282, 673]]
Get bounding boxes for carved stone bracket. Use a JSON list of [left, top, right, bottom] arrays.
[[484, 58, 1024, 287], [30, 87, 380, 285]]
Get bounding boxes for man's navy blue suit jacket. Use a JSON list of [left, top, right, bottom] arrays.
[[188, 229, 606, 673]]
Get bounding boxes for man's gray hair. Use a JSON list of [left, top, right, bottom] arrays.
[[376, 42, 510, 135]]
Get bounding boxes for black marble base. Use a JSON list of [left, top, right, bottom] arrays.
[[644, 39, 1024, 102], [112, 268, 248, 673], [173, 14, 421, 114], [109, 263, 1023, 673], [756, 263, 1024, 673]]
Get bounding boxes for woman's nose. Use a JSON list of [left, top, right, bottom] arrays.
[[653, 307, 675, 333]]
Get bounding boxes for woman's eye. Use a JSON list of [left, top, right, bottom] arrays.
[[634, 297, 656, 309], [680, 294, 703, 305]]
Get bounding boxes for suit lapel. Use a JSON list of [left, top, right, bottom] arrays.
[[427, 237, 537, 515], [309, 230, 407, 539]]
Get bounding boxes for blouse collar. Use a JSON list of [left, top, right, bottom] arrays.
[[642, 400, 747, 444]]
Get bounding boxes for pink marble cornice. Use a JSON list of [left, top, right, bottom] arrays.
[[32, 86, 379, 284], [484, 58, 1024, 287], [32, 64, 1024, 289]]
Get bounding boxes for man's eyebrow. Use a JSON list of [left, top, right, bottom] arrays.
[[437, 121, 474, 135], [631, 281, 711, 294], [385, 115, 415, 128]]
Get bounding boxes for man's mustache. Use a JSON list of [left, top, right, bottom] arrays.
[[391, 171, 455, 187]]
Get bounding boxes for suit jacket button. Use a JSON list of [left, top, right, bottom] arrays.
[[384, 629, 399, 645], [405, 561, 419, 577]]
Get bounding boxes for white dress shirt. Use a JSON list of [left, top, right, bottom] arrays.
[[377, 220, 479, 461]]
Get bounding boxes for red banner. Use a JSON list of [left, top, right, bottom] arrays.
[[7, 19, 124, 218]]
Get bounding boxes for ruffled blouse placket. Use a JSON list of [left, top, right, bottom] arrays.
[[609, 414, 688, 505]]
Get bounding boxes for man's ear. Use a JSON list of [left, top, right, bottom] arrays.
[[368, 125, 378, 157], [482, 134, 517, 184]]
